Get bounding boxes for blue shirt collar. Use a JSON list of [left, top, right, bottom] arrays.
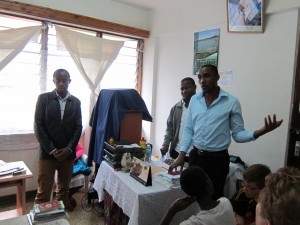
[[199, 87, 228, 99]]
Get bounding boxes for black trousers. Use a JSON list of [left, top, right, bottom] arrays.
[[189, 148, 229, 200]]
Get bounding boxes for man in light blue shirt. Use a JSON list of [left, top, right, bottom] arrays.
[[169, 64, 283, 200]]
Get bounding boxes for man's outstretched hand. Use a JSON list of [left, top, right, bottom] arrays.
[[254, 114, 283, 139]]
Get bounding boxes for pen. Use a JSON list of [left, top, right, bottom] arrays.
[[13, 169, 26, 175]]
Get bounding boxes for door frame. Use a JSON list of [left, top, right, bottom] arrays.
[[286, 33, 300, 168]]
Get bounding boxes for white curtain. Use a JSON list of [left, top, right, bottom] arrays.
[[55, 25, 124, 114], [0, 25, 42, 150], [0, 25, 42, 71]]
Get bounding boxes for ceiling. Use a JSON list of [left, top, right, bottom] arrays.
[[109, 0, 178, 10]]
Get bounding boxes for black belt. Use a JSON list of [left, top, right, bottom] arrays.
[[193, 147, 228, 157]]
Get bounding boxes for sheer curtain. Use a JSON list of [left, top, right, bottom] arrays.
[[0, 26, 42, 150], [0, 26, 42, 71], [55, 25, 124, 115], [0, 25, 124, 150]]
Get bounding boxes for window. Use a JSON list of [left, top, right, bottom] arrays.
[[0, 14, 141, 135], [100, 34, 139, 90]]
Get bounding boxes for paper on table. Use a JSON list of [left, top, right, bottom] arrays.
[[151, 166, 166, 176], [156, 171, 181, 180], [0, 160, 23, 176]]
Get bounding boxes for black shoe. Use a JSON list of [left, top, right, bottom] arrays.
[[69, 196, 77, 208], [64, 202, 75, 212]]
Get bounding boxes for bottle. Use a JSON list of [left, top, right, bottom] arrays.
[[139, 137, 146, 149], [144, 143, 152, 163]]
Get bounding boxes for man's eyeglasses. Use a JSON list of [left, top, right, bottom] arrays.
[[242, 181, 260, 191]]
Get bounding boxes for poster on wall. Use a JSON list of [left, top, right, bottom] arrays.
[[193, 28, 220, 75], [219, 70, 234, 86], [227, 0, 264, 33]]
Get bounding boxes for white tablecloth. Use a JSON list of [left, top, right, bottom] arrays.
[[93, 161, 199, 225]]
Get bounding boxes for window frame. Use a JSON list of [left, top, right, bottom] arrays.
[[0, 0, 149, 94], [0, 3, 148, 138], [0, 1, 149, 38]]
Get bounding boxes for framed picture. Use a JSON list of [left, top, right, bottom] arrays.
[[130, 157, 152, 186], [193, 28, 220, 75], [227, 0, 264, 33]]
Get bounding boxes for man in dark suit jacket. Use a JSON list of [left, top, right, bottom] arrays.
[[34, 68, 82, 211]]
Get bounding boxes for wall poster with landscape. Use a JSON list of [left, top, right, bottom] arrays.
[[193, 28, 220, 75]]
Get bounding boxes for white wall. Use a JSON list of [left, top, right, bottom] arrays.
[[144, 0, 300, 172], [16, 0, 151, 30]]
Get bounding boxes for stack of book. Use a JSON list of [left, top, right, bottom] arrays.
[[154, 171, 181, 188], [28, 200, 68, 224]]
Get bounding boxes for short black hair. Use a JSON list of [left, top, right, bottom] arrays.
[[53, 69, 70, 79], [181, 77, 196, 87], [200, 64, 219, 75], [180, 166, 213, 198]]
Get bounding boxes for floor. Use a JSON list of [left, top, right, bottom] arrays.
[[0, 190, 105, 225]]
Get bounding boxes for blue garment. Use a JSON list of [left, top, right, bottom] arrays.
[[180, 88, 255, 153], [73, 158, 92, 176], [87, 89, 152, 166]]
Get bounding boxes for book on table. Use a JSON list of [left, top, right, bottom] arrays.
[[33, 200, 64, 214], [28, 211, 68, 224], [154, 171, 182, 188], [26, 214, 70, 225], [28, 200, 68, 224]]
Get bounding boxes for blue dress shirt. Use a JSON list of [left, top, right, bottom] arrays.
[[180, 88, 255, 153]]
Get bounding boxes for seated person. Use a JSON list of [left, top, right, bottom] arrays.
[[256, 166, 300, 225], [159, 166, 235, 225], [230, 164, 271, 225]]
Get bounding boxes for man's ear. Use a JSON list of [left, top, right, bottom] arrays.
[[69, 79, 71, 84]]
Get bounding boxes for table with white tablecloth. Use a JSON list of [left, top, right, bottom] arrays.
[[93, 161, 199, 225]]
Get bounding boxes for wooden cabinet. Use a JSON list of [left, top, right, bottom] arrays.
[[119, 112, 142, 144]]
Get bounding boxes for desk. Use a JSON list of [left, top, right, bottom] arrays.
[[0, 161, 33, 220], [94, 161, 199, 225]]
